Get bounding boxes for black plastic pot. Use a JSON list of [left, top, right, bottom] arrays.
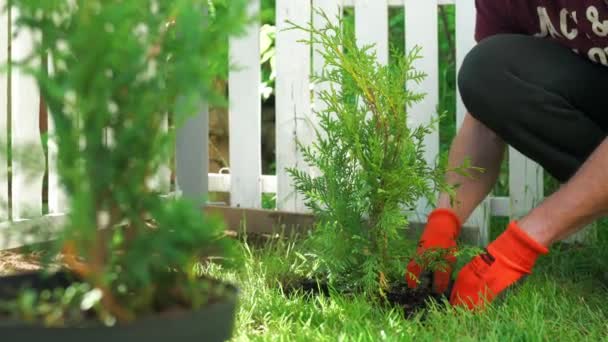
[[0, 271, 238, 342]]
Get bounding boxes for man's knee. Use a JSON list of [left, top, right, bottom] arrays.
[[457, 34, 525, 130]]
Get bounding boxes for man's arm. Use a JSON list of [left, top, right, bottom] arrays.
[[437, 113, 505, 222], [451, 137, 608, 310], [520, 137, 608, 246], [405, 113, 505, 294]]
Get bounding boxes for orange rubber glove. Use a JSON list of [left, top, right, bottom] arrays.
[[450, 221, 549, 310], [406, 208, 461, 294]]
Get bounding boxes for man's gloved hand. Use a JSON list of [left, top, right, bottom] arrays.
[[406, 208, 461, 294], [450, 221, 549, 310]]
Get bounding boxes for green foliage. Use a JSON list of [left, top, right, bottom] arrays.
[[260, 23, 276, 100], [5, 0, 248, 325], [286, 11, 459, 296], [261, 192, 277, 210], [260, 0, 277, 25]]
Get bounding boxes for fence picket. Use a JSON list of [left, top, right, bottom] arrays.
[[311, 0, 342, 185], [404, 0, 440, 221], [455, 0, 489, 245], [509, 150, 543, 219], [275, 0, 312, 212], [10, 10, 44, 220], [45, 53, 68, 215], [145, 113, 171, 195], [313, 0, 342, 109], [455, 1, 475, 128], [354, 0, 388, 65], [175, 104, 208, 206], [0, 0, 8, 220], [47, 116, 68, 214], [229, 0, 262, 209]]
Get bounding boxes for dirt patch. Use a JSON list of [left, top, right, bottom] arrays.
[[0, 251, 44, 276], [283, 279, 445, 318], [383, 282, 443, 317]]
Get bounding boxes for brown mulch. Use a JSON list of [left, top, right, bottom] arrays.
[[0, 251, 44, 276], [283, 278, 445, 319]]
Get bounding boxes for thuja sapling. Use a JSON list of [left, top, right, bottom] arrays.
[[287, 10, 472, 298], [0, 0, 248, 329]]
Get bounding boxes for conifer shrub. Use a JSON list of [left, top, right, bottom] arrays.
[[1, 0, 248, 326], [287, 11, 467, 297]]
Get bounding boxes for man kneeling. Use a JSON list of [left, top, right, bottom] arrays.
[[406, 1, 608, 310]]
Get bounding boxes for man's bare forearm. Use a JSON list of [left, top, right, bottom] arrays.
[[438, 113, 505, 223], [519, 138, 608, 246]]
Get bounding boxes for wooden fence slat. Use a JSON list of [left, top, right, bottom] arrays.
[[455, 0, 476, 128], [311, 0, 342, 183], [509, 149, 543, 219], [354, 0, 388, 65], [455, 0, 489, 245], [46, 53, 68, 215], [145, 113, 171, 195], [208, 173, 276, 194], [404, 0, 440, 222], [10, 9, 44, 220], [47, 116, 68, 214], [175, 104, 208, 206], [275, 0, 312, 212], [313, 0, 342, 107], [229, 0, 262, 209], [0, 0, 8, 220], [313, 0, 343, 106], [313, 0, 342, 21], [174, 11, 210, 206]]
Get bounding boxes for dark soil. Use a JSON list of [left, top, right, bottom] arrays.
[[383, 282, 444, 317], [0, 270, 236, 326], [283, 278, 446, 318], [284, 279, 331, 297]]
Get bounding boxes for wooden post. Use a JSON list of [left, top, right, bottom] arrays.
[[404, 0, 440, 226], [10, 7, 45, 220], [275, 0, 312, 212], [509, 150, 544, 221], [312, 0, 343, 112], [175, 105, 209, 206], [146, 112, 171, 195], [0, 0, 8, 221], [354, 0, 388, 65], [175, 7, 211, 207], [229, 0, 262, 209]]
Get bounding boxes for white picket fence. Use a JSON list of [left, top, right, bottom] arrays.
[[0, 0, 547, 248]]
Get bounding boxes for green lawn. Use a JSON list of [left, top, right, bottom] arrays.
[[206, 227, 608, 341]]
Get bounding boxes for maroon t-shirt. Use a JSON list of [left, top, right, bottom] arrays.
[[476, 0, 608, 65]]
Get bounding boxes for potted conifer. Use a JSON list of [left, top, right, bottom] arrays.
[[0, 0, 247, 339]]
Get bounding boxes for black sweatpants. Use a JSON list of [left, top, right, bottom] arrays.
[[458, 34, 608, 183]]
